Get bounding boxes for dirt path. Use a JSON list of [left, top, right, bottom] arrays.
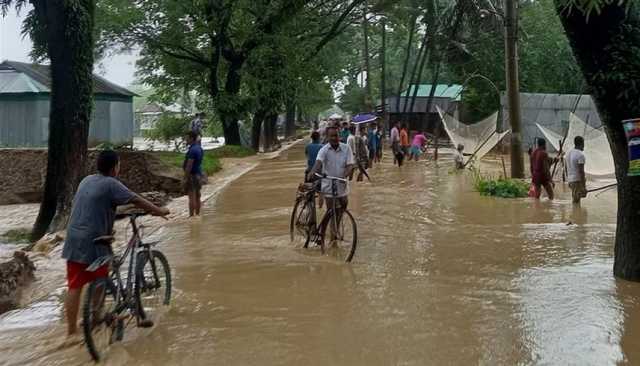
[[0, 139, 302, 309]]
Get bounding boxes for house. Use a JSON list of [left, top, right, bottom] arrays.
[[135, 102, 186, 136], [385, 84, 463, 133], [0, 60, 136, 147], [500, 92, 603, 151]]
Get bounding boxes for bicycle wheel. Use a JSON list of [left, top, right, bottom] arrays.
[[135, 250, 172, 322], [290, 196, 312, 248], [319, 209, 357, 262], [83, 277, 119, 362]]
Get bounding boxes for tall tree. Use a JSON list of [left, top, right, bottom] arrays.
[[395, 12, 418, 115], [362, 0, 373, 110], [2, 0, 95, 240], [554, 0, 640, 280]]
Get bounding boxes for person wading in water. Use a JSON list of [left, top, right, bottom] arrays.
[[530, 138, 555, 200]]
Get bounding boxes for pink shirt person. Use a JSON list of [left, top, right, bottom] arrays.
[[412, 133, 427, 147]]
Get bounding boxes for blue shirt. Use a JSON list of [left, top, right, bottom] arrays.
[[367, 130, 378, 151], [184, 143, 204, 175], [305, 142, 323, 170], [340, 129, 350, 143]]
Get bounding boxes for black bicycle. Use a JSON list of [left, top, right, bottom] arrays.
[[82, 212, 172, 362], [290, 173, 357, 262]]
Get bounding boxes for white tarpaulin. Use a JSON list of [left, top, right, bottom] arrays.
[[536, 113, 614, 176], [437, 106, 508, 163]]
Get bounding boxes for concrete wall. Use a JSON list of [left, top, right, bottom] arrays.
[[501, 93, 603, 151], [0, 149, 182, 205]]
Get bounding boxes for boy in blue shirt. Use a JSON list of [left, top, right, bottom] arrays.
[[305, 131, 323, 181], [184, 131, 204, 216]]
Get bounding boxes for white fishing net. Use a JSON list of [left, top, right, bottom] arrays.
[[536, 113, 614, 176], [437, 106, 508, 163]]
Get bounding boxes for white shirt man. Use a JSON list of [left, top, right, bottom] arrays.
[[316, 142, 355, 198], [565, 136, 587, 204], [390, 125, 400, 145], [346, 132, 357, 160]]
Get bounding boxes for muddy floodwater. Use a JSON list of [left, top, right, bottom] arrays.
[[2, 143, 640, 365]]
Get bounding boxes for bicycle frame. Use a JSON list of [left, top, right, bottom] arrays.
[[110, 215, 148, 315]]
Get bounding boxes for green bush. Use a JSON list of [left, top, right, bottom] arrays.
[[473, 174, 529, 198], [145, 113, 190, 151]]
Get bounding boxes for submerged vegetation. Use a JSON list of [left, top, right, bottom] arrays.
[[1, 228, 33, 244], [473, 172, 529, 198]]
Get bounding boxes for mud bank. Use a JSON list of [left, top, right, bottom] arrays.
[[0, 149, 183, 205]]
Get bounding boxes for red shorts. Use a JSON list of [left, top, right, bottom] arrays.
[[66, 261, 108, 290]]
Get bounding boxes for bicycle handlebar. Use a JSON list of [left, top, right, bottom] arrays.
[[314, 173, 348, 183]]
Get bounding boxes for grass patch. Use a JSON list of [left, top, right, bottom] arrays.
[[152, 145, 255, 176], [208, 145, 255, 159], [473, 172, 529, 198], [153, 151, 222, 176], [2, 228, 32, 244]]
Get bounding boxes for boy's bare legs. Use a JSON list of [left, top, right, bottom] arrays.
[[65, 289, 82, 335], [188, 191, 196, 216], [195, 191, 201, 215]]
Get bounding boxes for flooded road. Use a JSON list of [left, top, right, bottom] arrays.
[[2, 142, 640, 365]]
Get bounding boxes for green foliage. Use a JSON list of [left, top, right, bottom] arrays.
[[473, 174, 530, 198], [1, 228, 33, 244], [153, 145, 254, 176], [208, 145, 256, 159], [154, 151, 221, 176], [558, 0, 630, 17], [144, 113, 189, 151]]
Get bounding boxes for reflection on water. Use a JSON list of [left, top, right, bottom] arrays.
[[1, 144, 639, 365]]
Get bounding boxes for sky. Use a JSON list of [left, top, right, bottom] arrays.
[[0, 7, 139, 87]]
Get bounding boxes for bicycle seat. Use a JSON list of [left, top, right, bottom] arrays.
[[87, 255, 113, 272]]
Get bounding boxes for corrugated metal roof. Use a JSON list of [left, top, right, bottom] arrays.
[[400, 84, 463, 101], [0, 60, 136, 96], [0, 70, 48, 93]]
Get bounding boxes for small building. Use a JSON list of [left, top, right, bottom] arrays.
[[385, 84, 463, 133], [501, 92, 602, 151], [135, 102, 186, 136], [0, 60, 136, 147]]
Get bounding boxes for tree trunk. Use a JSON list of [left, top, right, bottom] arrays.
[[221, 60, 243, 146], [407, 30, 430, 122], [268, 114, 279, 147], [251, 110, 265, 151], [425, 62, 441, 159], [262, 114, 278, 152], [402, 29, 428, 119], [31, 0, 95, 241], [395, 14, 418, 115], [380, 18, 388, 129], [284, 94, 296, 138], [555, 2, 640, 280], [362, 0, 372, 110], [505, 0, 525, 178]]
